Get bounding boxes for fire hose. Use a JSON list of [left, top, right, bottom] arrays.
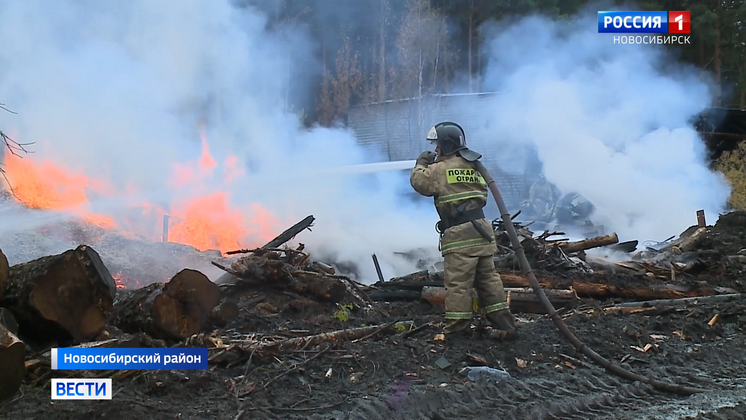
[[471, 160, 707, 396]]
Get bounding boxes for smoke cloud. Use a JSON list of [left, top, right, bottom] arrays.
[[0, 0, 438, 283], [476, 12, 731, 243], [0, 1, 733, 284]]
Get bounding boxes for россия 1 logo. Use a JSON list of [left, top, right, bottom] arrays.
[[598, 11, 690, 33]]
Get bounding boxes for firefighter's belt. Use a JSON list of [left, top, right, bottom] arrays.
[[438, 208, 486, 231]]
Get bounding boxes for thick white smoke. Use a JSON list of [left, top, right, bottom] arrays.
[[0, 0, 438, 283], [478, 13, 731, 242]]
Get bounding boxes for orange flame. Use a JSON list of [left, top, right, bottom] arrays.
[[3, 154, 117, 228], [170, 192, 251, 252], [113, 272, 127, 289], [1, 129, 285, 253], [4, 154, 94, 210], [113, 271, 144, 290], [199, 127, 217, 170]]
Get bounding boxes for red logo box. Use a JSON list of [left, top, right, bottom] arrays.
[[669, 11, 691, 33]]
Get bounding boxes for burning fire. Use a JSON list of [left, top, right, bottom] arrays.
[[113, 271, 158, 290], [2, 153, 118, 228], [1, 128, 284, 253], [112, 271, 128, 289]]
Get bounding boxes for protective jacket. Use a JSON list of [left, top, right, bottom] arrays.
[[410, 154, 495, 256], [411, 153, 512, 334]]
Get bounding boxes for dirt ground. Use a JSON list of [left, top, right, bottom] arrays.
[[2, 290, 745, 420]]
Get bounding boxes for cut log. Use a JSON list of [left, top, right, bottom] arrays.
[[368, 289, 422, 301], [110, 269, 220, 340], [558, 232, 619, 254], [420, 286, 578, 314], [0, 245, 117, 343], [0, 307, 18, 335], [209, 301, 240, 327], [0, 248, 8, 299], [225, 254, 347, 302], [497, 272, 713, 300], [379, 267, 714, 301], [0, 322, 26, 401], [673, 227, 708, 253], [377, 281, 445, 290]]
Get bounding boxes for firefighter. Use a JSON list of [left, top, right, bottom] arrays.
[[410, 122, 517, 339], [527, 174, 559, 221], [555, 192, 595, 225]]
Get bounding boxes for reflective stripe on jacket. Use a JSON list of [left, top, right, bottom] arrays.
[[410, 154, 496, 256]]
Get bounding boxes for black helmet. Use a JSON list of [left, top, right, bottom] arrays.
[[426, 122, 466, 156], [426, 121, 482, 161]]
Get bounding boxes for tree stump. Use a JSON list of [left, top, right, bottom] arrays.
[[0, 245, 116, 343]]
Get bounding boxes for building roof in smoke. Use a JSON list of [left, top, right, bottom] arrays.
[[351, 92, 501, 107], [349, 91, 746, 163]]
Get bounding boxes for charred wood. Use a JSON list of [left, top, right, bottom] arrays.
[[381, 268, 715, 301], [209, 301, 240, 327], [225, 254, 347, 302], [368, 289, 421, 301], [498, 272, 712, 300], [609, 240, 639, 253], [261, 215, 314, 249], [420, 286, 578, 314], [0, 245, 116, 344], [672, 227, 708, 253], [610, 293, 742, 308], [386, 270, 443, 284]]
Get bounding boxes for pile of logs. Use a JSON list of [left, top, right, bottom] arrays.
[[212, 247, 349, 303], [369, 265, 722, 312], [368, 219, 736, 312], [491, 217, 628, 272], [0, 245, 225, 400], [0, 214, 362, 402]]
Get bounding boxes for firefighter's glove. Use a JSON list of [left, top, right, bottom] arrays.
[[417, 151, 437, 166]]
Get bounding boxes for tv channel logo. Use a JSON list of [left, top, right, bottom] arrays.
[[51, 378, 112, 400], [598, 11, 690, 34]]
